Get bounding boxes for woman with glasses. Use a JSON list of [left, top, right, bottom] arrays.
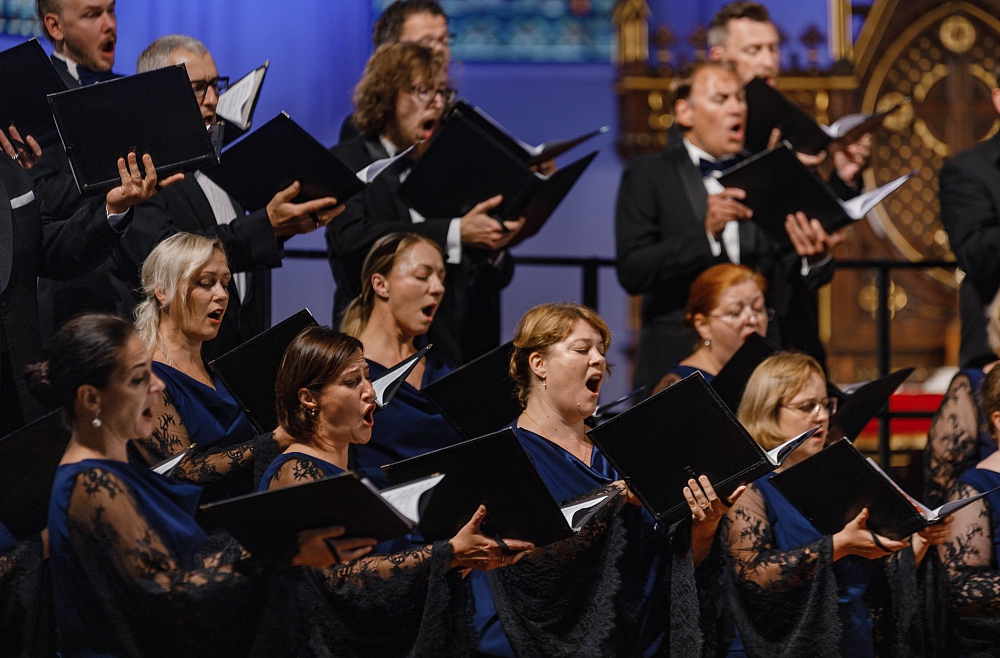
[[653, 264, 771, 393], [722, 351, 951, 658], [327, 40, 521, 365], [940, 365, 1000, 655]]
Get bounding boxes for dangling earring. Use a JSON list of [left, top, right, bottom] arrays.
[[542, 377, 547, 389], [308, 407, 317, 419], [704, 339, 711, 348], [91, 413, 102, 428]]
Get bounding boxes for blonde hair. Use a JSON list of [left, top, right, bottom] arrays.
[[340, 232, 443, 338], [737, 351, 825, 450], [134, 233, 227, 356], [509, 303, 612, 409]]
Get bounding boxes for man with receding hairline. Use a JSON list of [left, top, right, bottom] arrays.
[[615, 61, 837, 389]]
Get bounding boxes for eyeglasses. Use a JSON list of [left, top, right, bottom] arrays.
[[709, 306, 775, 323], [190, 76, 230, 102], [781, 397, 838, 417], [410, 84, 457, 105], [412, 33, 456, 49]]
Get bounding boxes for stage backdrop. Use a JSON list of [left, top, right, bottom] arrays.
[[6, 0, 829, 400]]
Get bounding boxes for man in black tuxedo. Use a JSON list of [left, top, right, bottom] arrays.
[[0, 145, 171, 435], [32, 0, 123, 337], [939, 81, 1000, 367], [107, 35, 343, 362], [705, 1, 859, 366], [615, 61, 837, 389], [339, 0, 451, 144]]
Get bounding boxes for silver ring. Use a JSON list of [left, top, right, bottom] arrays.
[[310, 212, 320, 227], [10, 152, 18, 161]]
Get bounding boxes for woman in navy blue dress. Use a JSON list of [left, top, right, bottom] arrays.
[[725, 351, 951, 658], [653, 263, 771, 394], [252, 324, 533, 657], [131, 233, 279, 498], [941, 365, 1000, 655], [474, 302, 743, 658], [340, 232, 463, 472], [40, 314, 359, 658]]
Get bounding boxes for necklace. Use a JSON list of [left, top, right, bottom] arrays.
[[523, 411, 593, 465]]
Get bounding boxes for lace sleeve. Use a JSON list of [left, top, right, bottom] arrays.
[[723, 483, 830, 593], [131, 390, 255, 485], [925, 373, 982, 507], [939, 482, 1000, 617], [64, 466, 261, 655]]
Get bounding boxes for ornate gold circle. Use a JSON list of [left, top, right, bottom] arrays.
[[940, 15, 976, 53]]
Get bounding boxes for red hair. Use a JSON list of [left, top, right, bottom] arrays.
[[683, 264, 766, 327]]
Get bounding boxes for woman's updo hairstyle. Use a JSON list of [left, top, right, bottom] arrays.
[[275, 326, 365, 442], [340, 232, 443, 338], [26, 313, 137, 421], [509, 303, 612, 409]]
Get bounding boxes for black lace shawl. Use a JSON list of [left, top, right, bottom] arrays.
[[487, 485, 716, 658], [249, 453, 472, 657], [62, 466, 264, 658], [940, 480, 1000, 656], [0, 539, 55, 658], [721, 483, 935, 658], [925, 371, 990, 508]]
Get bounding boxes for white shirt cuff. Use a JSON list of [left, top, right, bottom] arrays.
[[106, 207, 130, 232], [706, 231, 722, 257], [800, 253, 832, 276], [446, 218, 462, 265]]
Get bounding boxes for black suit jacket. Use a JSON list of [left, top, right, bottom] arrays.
[[939, 131, 1000, 367], [326, 135, 514, 364], [615, 138, 834, 384], [0, 157, 130, 427], [113, 177, 283, 362]]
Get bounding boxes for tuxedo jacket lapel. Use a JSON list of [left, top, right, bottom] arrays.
[[0, 166, 12, 295], [672, 148, 708, 228]]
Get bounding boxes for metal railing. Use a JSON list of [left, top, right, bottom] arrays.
[[288, 248, 958, 467]]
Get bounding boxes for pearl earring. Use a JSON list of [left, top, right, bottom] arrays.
[[91, 414, 102, 428], [704, 339, 711, 347]]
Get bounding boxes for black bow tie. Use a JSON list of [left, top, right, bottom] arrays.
[[77, 66, 118, 87], [698, 158, 727, 177]]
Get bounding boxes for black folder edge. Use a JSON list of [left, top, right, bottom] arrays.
[[717, 143, 850, 246], [205, 112, 364, 211], [373, 345, 431, 410], [48, 64, 218, 196], [209, 309, 318, 433], [829, 367, 915, 443], [710, 333, 775, 412], [0, 409, 70, 540], [0, 39, 67, 148], [380, 428, 577, 546], [420, 341, 521, 440], [508, 150, 599, 248], [587, 372, 775, 524], [770, 439, 999, 539], [745, 77, 832, 155], [198, 470, 429, 550]]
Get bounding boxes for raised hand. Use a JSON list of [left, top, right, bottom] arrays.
[[833, 508, 909, 561], [705, 188, 753, 238], [105, 152, 184, 215]]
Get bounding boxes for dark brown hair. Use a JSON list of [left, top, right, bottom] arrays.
[[352, 41, 445, 137], [373, 0, 447, 46], [708, 2, 772, 48], [26, 313, 137, 421], [274, 326, 365, 443]]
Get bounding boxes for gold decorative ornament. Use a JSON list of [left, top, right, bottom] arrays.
[[940, 15, 976, 53]]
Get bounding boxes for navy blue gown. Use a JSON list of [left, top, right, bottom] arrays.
[[472, 425, 686, 657], [352, 354, 460, 474], [153, 361, 255, 450], [48, 459, 257, 658]]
